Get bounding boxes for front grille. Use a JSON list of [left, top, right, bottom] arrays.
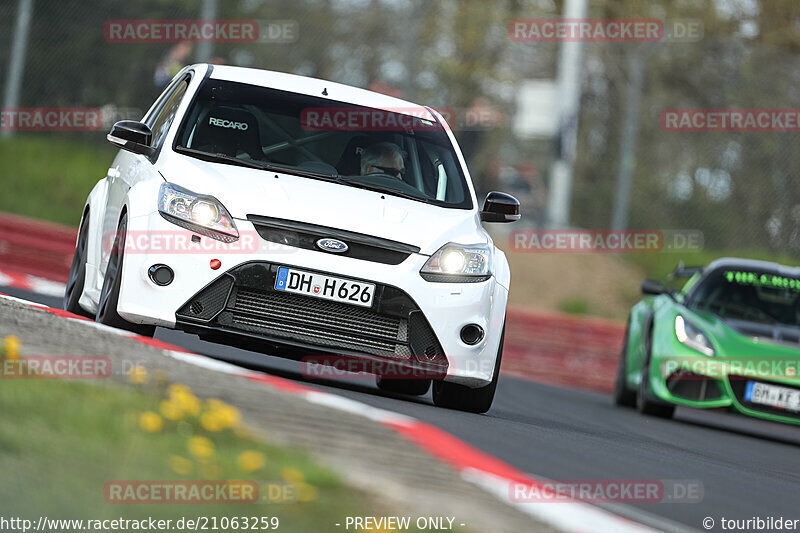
[[222, 288, 411, 359], [248, 215, 420, 265], [175, 262, 444, 364], [234, 288, 403, 340]]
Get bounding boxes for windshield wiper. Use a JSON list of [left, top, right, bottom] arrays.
[[336, 177, 433, 204], [174, 146, 339, 182]]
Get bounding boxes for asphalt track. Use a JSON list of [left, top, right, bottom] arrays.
[[4, 284, 799, 533]]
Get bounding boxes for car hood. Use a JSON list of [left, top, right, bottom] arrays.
[[159, 155, 484, 255], [688, 308, 800, 356]]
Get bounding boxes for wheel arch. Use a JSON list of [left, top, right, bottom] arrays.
[[79, 178, 110, 312]]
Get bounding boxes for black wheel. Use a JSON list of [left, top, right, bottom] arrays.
[[432, 324, 504, 414], [376, 376, 431, 396], [613, 320, 636, 407], [636, 327, 675, 418], [63, 211, 93, 318], [96, 213, 155, 337]]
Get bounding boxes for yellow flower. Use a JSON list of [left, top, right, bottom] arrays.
[[206, 398, 226, 411], [169, 385, 201, 417], [128, 365, 148, 384], [216, 405, 240, 429], [169, 455, 193, 475], [281, 467, 304, 483], [202, 399, 241, 431], [168, 383, 192, 396], [237, 450, 266, 473], [139, 411, 163, 432], [295, 482, 318, 502], [187, 436, 215, 459], [4, 335, 20, 360], [160, 400, 183, 421], [200, 411, 224, 432]]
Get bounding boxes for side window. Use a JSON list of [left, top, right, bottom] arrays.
[[150, 80, 189, 149], [143, 76, 182, 125]]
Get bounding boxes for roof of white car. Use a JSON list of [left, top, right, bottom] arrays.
[[204, 64, 437, 121]]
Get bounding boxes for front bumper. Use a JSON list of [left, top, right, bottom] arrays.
[[117, 212, 507, 387], [649, 352, 800, 426]]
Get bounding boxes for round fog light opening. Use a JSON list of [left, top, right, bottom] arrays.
[[148, 264, 174, 286], [460, 324, 484, 345]]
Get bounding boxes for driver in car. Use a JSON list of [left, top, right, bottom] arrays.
[[360, 142, 406, 180]]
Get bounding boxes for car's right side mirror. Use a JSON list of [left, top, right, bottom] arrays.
[[480, 191, 521, 223], [641, 279, 674, 296], [107, 120, 155, 157]]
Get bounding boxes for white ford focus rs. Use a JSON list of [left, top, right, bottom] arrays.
[[65, 63, 520, 413]]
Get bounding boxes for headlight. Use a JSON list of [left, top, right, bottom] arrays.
[[674, 315, 715, 356], [158, 182, 238, 242], [420, 243, 492, 282]]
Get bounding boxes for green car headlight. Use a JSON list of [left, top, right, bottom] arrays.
[[675, 315, 715, 356]]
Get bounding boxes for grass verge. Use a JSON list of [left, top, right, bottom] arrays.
[[0, 363, 428, 532], [0, 136, 115, 226]]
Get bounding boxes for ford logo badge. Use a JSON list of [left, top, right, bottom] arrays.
[[316, 238, 348, 253]]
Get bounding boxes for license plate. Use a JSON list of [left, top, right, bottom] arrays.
[[274, 267, 375, 308], [744, 381, 800, 413]]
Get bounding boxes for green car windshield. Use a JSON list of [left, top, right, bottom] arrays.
[[689, 269, 800, 326]]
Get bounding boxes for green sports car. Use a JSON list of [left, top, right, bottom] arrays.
[[614, 258, 800, 426]]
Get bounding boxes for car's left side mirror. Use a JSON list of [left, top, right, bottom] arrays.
[[641, 279, 677, 298], [480, 191, 521, 223], [107, 120, 155, 157]]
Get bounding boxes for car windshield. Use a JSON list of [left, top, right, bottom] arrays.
[[689, 268, 800, 326], [174, 78, 472, 209]]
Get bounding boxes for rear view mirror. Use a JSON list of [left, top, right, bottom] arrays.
[[107, 120, 155, 157], [641, 279, 674, 297], [481, 191, 521, 223]]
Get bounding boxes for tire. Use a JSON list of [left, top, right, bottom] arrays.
[[63, 211, 94, 318], [96, 213, 156, 337], [613, 320, 636, 407], [376, 376, 431, 396], [432, 324, 504, 414], [636, 327, 675, 418]]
